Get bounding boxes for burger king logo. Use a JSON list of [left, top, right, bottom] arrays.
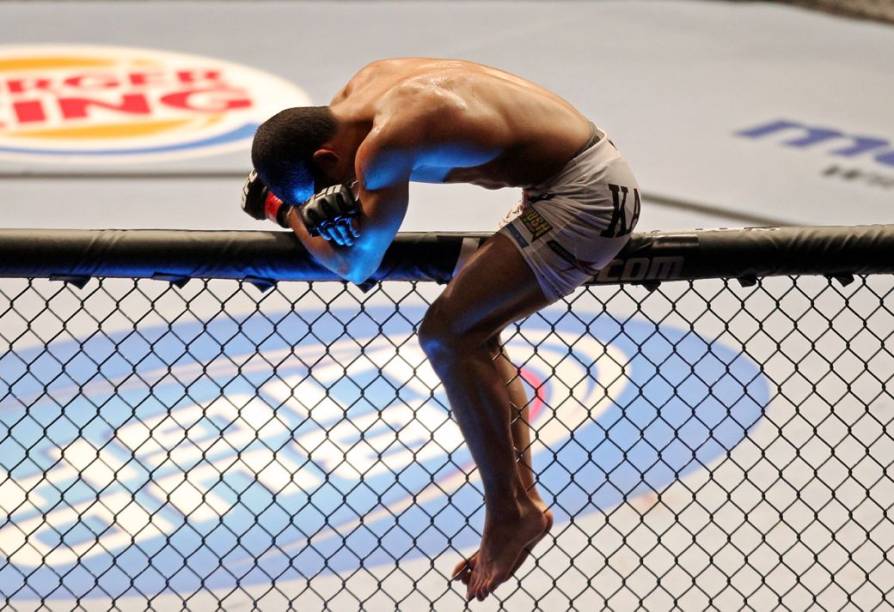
[[0, 45, 311, 162]]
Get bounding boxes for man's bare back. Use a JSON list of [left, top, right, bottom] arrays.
[[330, 58, 594, 190]]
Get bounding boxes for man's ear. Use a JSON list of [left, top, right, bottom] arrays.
[[312, 148, 340, 179]]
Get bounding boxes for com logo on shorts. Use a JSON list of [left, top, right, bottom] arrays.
[[0, 45, 311, 162]]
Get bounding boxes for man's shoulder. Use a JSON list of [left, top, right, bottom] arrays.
[[379, 78, 465, 124], [348, 57, 441, 88]]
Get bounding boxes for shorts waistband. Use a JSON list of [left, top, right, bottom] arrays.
[[571, 121, 602, 158], [526, 121, 606, 195]]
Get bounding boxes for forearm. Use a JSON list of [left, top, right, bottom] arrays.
[[286, 207, 350, 277], [286, 207, 374, 283]]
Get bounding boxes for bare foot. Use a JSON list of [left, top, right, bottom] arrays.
[[452, 497, 552, 588], [461, 498, 551, 601]]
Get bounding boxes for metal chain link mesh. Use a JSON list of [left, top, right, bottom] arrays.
[[0, 275, 892, 610]]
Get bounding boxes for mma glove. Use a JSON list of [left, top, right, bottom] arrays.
[[242, 171, 361, 244], [241, 170, 292, 228], [301, 183, 361, 244]]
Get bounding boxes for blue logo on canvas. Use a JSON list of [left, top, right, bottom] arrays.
[[0, 306, 769, 599], [0, 45, 311, 162], [736, 119, 894, 168]]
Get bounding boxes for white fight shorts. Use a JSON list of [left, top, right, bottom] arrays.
[[498, 123, 640, 301]]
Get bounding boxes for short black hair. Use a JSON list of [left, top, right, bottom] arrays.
[[251, 106, 338, 203]]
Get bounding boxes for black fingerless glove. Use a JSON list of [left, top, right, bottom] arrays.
[[241, 170, 291, 228], [300, 183, 361, 237]]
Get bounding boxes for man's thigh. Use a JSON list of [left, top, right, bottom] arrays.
[[425, 233, 553, 342]]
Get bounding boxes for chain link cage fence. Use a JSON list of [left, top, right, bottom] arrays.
[[0, 227, 892, 610]]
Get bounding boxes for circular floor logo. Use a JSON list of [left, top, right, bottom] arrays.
[[0, 45, 311, 162], [0, 305, 769, 599]]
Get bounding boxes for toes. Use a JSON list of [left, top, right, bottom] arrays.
[[483, 567, 513, 600], [476, 579, 490, 601], [459, 567, 473, 585], [454, 553, 478, 584], [468, 571, 487, 602], [451, 558, 470, 582], [470, 579, 482, 601], [472, 572, 495, 602]]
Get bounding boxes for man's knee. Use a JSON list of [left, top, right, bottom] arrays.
[[418, 300, 460, 364], [483, 334, 503, 359], [418, 299, 499, 364]]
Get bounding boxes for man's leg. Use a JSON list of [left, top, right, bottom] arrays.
[[451, 341, 552, 586], [418, 233, 554, 601], [499, 343, 544, 502]]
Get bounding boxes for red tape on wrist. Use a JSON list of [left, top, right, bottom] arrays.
[[264, 192, 282, 223]]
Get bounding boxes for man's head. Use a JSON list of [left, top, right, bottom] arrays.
[[251, 106, 352, 204]]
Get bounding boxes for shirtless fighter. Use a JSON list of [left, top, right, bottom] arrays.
[[241, 58, 640, 601]]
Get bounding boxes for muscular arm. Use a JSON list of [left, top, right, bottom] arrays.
[[286, 182, 408, 284], [287, 125, 412, 284]]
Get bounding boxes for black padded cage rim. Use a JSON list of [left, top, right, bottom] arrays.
[[0, 225, 892, 289]]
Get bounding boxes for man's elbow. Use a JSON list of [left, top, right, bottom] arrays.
[[344, 268, 371, 285], [340, 233, 389, 284], [343, 258, 380, 285]]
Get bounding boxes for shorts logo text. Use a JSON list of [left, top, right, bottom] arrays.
[[520, 206, 552, 240]]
